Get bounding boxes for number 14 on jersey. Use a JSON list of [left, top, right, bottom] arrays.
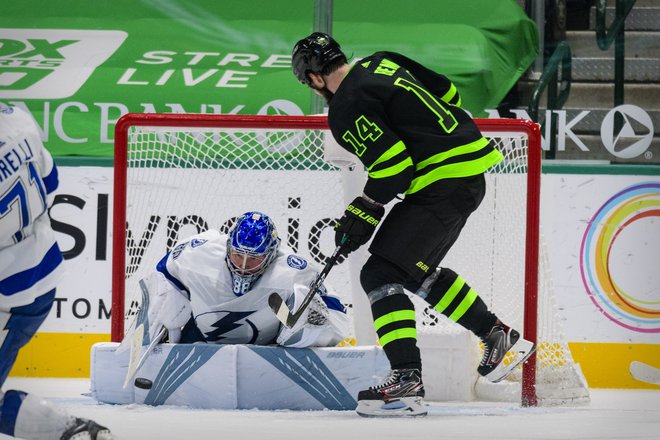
[[341, 115, 383, 157]]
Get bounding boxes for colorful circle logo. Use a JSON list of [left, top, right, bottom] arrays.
[[580, 181, 660, 333]]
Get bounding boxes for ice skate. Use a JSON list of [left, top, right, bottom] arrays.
[[356, 368, 427, 417], [478, 321, 536, 383], [60, 418, 113, 440]]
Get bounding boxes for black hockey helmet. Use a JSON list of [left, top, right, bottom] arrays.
[[292, 32, 345, 85]]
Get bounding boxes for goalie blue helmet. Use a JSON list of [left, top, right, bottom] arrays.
[[226, 212, 281, 296]]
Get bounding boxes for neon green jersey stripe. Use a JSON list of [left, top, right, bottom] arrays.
[[368, 141, 407, 171], [369, 157, 413, 179], [373, 309, 416, 331], [447, 288, 478, 322], [379, 328, 417, 347], [440, 83, 458, 104], [406, 149, 503, 195], [433, 276, 465, 314], [416, 137, 490, 171]]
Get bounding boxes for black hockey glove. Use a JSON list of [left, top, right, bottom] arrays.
[[335, 196, 385, 254]]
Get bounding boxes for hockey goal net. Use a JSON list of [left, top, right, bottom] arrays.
[[112, 113, 588, 406]]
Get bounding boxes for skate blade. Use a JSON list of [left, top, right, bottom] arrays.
[[356, 396, 428, 418], [486, 338, 536, 383]]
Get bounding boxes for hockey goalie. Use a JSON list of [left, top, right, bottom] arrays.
[[135, 211, 349, 348], [91, 212, 390, 410]]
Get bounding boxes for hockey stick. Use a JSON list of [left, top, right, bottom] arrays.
[[123, 324, 165, 389], [269, 242, 347, 328], [630, 361, 660, 385], [122, 279, 166, 388]]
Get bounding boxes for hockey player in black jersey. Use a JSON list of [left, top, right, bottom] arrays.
[[291, 33, 536, 417]]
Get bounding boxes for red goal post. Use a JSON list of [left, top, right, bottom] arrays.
[[112, 113, 543, 405]]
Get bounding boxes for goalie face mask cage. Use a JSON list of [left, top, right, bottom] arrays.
[[226, 211, 281, 296]]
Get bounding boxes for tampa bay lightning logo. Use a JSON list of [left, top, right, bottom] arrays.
[[202, 311, 259, 344], [287, 255, 307, 270], [171, 242, 188, 260], [190, 238, 207, 248]]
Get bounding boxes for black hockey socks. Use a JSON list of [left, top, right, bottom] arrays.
[[422, 268, 497, 337], [368, 288, 421, 370]]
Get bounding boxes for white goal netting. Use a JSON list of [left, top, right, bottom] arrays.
[[113, 114, 588, 406]]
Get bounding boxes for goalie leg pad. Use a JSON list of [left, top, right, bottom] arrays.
[[356, 396, 428, 418]]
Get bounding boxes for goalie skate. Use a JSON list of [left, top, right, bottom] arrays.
[[355, 368, 428, 418], [478, 322, 536, 383]]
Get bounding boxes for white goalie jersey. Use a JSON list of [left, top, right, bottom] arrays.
[[150, 229, 350, 348]]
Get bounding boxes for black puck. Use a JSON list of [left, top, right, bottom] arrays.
[[134, 377, 153, 389]]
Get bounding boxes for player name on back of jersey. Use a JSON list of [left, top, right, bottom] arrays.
[[0, 138, 35, 183]]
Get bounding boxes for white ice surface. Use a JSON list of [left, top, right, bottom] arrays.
[[3, 378, 659, 440]]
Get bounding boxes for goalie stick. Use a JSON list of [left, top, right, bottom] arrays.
[[122, 279, 166, 388], [629, 361, 660, 385], [123, 325, 165, 389], [269, 242, 347, 328]]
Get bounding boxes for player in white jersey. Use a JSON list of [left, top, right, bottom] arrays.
[[140, 211, 349, 349], [0, 104, 112, 440]]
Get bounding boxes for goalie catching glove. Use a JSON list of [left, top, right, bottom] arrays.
[[335, 196, 385, 254]]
